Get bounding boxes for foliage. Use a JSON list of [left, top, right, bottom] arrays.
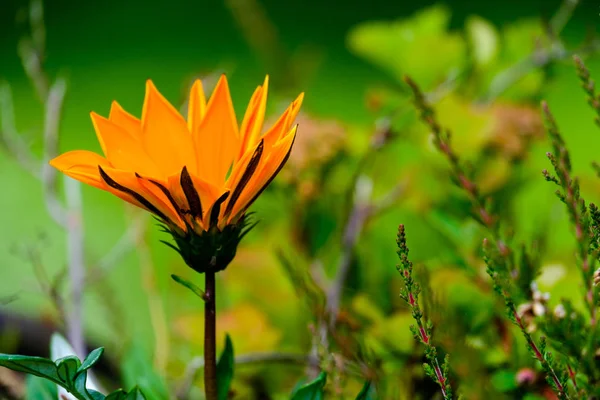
[[0, 334, 146, 400], [3, 0, 600, 399]]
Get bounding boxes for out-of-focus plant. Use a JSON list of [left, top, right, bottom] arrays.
[[4, 0, 600, 399]]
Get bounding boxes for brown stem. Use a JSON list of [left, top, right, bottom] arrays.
[[204, 271, 218, 400]]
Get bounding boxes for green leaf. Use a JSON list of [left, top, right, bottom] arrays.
[[290, 372, 327, 400], [466, 16, 498, 67], [56, 356, 81, 388], [347, 5, 465, 87], [121, 345, 169, 400], [355, 381, 373, 400], [88, 390, 107, 400], [25, 375, 58, 400], [78, 347, 105, 374], [73, 368, 99, 400], [106, 387, 147, 400], [171, 274, 206, 299], [0, 338, 106, 400], [216, 334, 235, 400], [0, 353, 62, 385]]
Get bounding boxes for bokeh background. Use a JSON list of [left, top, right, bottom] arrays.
[[2, 0, 600, 398]]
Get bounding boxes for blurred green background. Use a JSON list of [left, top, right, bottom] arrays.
[[2, 0, 600, 398]]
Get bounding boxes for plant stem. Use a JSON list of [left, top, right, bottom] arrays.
[[204, 271, 218, 400]]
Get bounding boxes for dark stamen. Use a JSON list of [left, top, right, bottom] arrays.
[[138, 173, 186, 217], [99, 166, 169, 222], [209, 191, 230, 228], [244, 132, 296, 215], [224, 140, 264, 217], [180, 166, 203, 217]]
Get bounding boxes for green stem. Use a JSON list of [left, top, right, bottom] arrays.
[[204, 271, 217, 400]]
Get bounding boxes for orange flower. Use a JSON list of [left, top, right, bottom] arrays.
[[50, 76, 303, 236]]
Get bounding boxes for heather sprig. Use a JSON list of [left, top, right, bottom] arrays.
[[404, 75, 539, 297], [483, 240, 570, 398], [405, 76, 570, 398], [574, 55, 600, 129], [541, 101, 597, 321], [541, 93, 600, 394], [397, 224, 453, 400]]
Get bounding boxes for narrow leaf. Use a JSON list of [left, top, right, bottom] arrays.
[[291, 372, 327, 400], [106, 387, 147, 400], [216, 334, 235, 400], [171, 274, 206, 299], [355, 381, 373, 400]]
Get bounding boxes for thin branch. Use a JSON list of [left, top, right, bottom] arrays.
[[64, 177, 86, 358], [326, 118, 407, 323], [549, 0, 580, 36], [327, 174, 373, 320], [0, 83, 41, 178], [6, 0, 86, 359], [483, 0, 586, 102], [42, 78, 68, 226]]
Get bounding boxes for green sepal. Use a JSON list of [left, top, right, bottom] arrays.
[[171, 274, 206, 299], [162, 214, 256, 274]]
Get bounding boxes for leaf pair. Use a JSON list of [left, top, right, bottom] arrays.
[[0, 343, 145, 400]]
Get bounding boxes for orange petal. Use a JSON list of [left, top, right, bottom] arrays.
[[238, 76, 269, 159], [225, 126, 296, 225], [50, 153, 149, 212], [192, 75, 240, 185], [49, 150, 112, 190], [109, 101, 142, 139], [141, 80, 198, 176], [100, 167, 184, 229], [187, 79, 207, 133], [91, 112, 162, 176], [261, 93, 303, 150]]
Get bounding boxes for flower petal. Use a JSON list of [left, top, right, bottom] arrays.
[[109, 101, 142, 138], [192, 75, 240, 185], [238, 76, 268, 159], [141, 80, 198, 176], [224, 126, 296, 225], [91, 112, 162, 176], [99, 166, 184, 229], [187, 79, 207, 133], [261, 93, 303, 149], [49, 150, 112, 189]]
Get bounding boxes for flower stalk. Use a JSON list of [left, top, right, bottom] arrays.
[[204, 270, 218, 400]]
